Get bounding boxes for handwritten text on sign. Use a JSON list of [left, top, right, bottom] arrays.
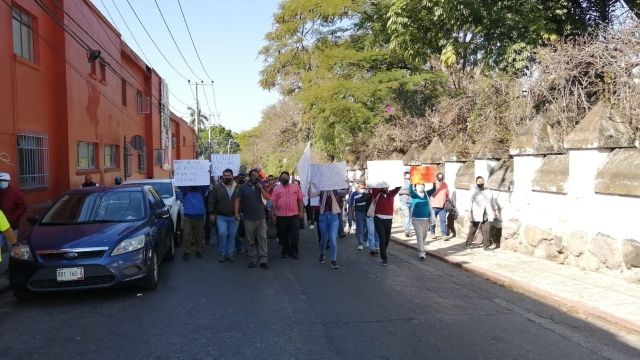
[[210, 154, 241, 176], [366, 160, 405, 188], [173, 160, 210, 186], [310, 162, 348, 191]]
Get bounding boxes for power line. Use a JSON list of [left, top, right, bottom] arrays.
[[176, 0, 215, 81], [110, 0, 152, 67], [153, 0, 203, 81], [98, 0, 119, 32], [124, 0, 190, 81]]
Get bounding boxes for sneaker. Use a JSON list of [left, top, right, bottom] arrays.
[[227, 256, 236, 262], [419, 255, 425, 260], [370, 250, 376, 256], [282, 254, 289, 259], [357, 245, 363, 250], [249, 262, 256, 268], [218, 255, 225, 262], [182, 253, 190, 261], [260, 262, 270, 269], [382, 260, 388, 266], [331, 261, 339, 269], [195, 252, 203, 259], [309, 225, 315, 229], [319, 254, 326, 264], [404, 232, 411, 237]]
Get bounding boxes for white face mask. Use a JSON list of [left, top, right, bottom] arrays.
[[416, 185, 425, 193], [359, 189, 366, 193], [0, 182, 8, 189], [405, 174, 410, 180]]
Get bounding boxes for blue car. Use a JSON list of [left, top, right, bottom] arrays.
[[9, 185, 175, 301]]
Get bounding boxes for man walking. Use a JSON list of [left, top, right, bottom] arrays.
[[0, 173, 26, 270], [429, 173, 450, 239], [178, 184, 210, 260], [235, 170, 271, 269], [209, 169, 240, 263], [398, 168, 413, 237], [270, 171, 304, 259], [466, 176, 499, 251]]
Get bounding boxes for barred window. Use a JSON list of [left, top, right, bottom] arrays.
[[104, 144, 118, 168], [124, 144, 133, 177], [17, 132, 49, 191], [138, 147, 147, 174], [77, 142, 96, 169]]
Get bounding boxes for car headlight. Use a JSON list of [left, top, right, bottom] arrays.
[[14, 244, 33, 261], [111, 235, 146, 256]]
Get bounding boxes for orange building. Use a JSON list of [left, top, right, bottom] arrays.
[[0, 0, 196, 207]]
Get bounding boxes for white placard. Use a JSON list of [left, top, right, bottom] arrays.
[[296, 142, 311, 204], [173, 160, 210, 186], [366, 160, 405, 188], [310, 161, 348, 191], [210, 154, 241, 176], [310, 197, 319, 206]]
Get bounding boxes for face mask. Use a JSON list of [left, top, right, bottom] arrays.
[[405, 175, 410, 180], [115, 181, 121, 185], [477, 183, 484, 189], [416, 185, 425, 193], [359, 189, 366, 193], [250, 178, 259, 185], [0, 182, 8, 189], [280, 179, 289, 185], [222, 178, 232, 185]]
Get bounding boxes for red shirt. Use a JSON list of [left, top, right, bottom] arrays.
[[371, 187, 401, 216], [270, 184, 304, 217]]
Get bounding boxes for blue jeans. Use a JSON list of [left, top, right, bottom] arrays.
[[216, 215, 240, 256], [355, 211, 367, 246], [429, 208, 447, 236], [338, 211, 345, 235], [319, 212, 339, 261], [400, 202, 412, 233], [366, 216, 379, 250]]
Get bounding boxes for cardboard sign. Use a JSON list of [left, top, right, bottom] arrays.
[[310, 162, 348, 191], [366, 160, 405, 188], [173, 160, 210, 186], [410, 166, 436, 184], [210, 154, 241, 176]]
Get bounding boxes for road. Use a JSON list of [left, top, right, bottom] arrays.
[[0, 228, 639, 360]]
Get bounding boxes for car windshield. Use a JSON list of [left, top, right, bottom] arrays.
[[128, 182, 174, 199], [41, 191, 146, 225]]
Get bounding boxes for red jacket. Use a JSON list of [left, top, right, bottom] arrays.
[[371, 187, 401, 216], [0, 186, 27, 230]]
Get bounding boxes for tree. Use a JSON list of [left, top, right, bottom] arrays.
[[197, 125, 240, 159], [187, 106, 209, 130]]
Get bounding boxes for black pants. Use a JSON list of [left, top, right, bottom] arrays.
[[276, 215, 300, 257], [204, 218, 213, 243], [447, 213, 456, 236], [305, 204, 315, 226], [374, 217, 393, 261], [314, 208, 321, 241], [466, 221, 491, 248]]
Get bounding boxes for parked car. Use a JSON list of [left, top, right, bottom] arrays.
[[122, 179, 183, 246], [9, 185, 175, 301]]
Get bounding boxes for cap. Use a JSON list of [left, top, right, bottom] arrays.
[[237, 172, 247, 178], [0, 173, 10, 181], [404, 167, 411, 173], [115, 176, 121, 181], [436, 173, 444, 181]]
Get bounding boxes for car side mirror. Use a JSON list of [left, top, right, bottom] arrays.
[[27, 216, 39, 225], [154, 209, 170, 220]]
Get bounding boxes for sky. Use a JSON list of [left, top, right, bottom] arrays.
[[91, 0, 281, 133]]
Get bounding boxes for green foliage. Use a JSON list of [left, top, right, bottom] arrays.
[[197, 125, 239, 159]]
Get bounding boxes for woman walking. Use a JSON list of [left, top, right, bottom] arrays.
[[371, 185, 402, 266], [309, 180, 350, 269], [408, 182, 438, 260]]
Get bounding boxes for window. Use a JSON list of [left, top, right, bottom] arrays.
[[77, 142, 96, 169], [121, 77, 127, 106], [17, 132, 49, 191], [124, 144, 133, 177], [138, 147, 147, 174], [12, 7, 34, 62], [104, 144, 118, 168], [99, 61, 106, 82], [41, 191, 146, 224], [137, 92, 150, 114]]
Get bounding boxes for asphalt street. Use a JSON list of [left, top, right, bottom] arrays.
[[0, 228, 640, 360]]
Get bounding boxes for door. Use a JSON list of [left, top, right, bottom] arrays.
[[149, 188, 170, 257]]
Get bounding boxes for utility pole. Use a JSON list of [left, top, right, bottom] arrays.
[[188, 81, 215, 159]]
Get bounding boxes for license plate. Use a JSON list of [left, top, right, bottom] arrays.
[[56, 267, 84, 282]]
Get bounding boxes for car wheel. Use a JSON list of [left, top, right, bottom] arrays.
[[13, 288, 32, 301], [164, 231, 175, 262], [174, 215, 182, 247], [142, 249, 158, 290]]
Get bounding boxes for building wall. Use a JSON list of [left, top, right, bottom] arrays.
[[0, 0, 195, 206]]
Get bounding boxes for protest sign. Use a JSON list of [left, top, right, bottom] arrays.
[[210, 154, 241, 176], [366, 160, 405, 188], [173, 160, 210, 186], [296, 142, 312, 204], [410, 165, 436, 184], [310, 162, 348, 191]]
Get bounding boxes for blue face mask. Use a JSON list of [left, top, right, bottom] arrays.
[[0, 182, 8, 189]]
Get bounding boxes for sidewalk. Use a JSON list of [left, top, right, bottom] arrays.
[[389, 223, 640, 336]]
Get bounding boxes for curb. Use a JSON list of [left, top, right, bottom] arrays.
[[390, 236, 640, 337]]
